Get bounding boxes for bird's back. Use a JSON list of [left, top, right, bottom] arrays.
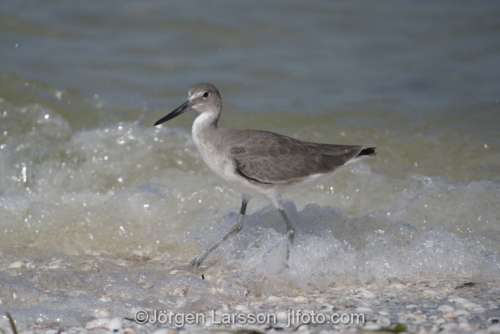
[[221, 128, 372, 184]]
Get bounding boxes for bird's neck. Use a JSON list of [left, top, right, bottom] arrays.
[[192, 110, 220, 139], [191, 110, 224, 165]]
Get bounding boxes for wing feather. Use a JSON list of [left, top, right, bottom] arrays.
[[229, 131, 365, 184]]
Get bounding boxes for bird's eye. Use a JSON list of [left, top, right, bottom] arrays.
[[202, 92, 209, 98]]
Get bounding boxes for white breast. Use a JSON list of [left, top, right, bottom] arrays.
[[192, 113, 233, 182], [191, 113, 282, 201]]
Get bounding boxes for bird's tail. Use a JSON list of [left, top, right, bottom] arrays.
[[356, 147, 376, 157]]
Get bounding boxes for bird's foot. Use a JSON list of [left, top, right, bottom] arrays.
[[164, 256, 206, 273], [187, 256, 203, 268]]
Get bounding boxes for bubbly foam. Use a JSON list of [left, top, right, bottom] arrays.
[[0, 95, 499, 329]]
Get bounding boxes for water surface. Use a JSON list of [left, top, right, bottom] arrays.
[[0, 0, 499, 329]]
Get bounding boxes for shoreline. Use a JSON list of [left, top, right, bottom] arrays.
[[6, 279, 500, 334]]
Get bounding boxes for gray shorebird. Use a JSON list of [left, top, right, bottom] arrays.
[[155, 83, 375, 267]]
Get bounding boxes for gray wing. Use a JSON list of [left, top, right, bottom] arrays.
[[229, 131, 364, 184]]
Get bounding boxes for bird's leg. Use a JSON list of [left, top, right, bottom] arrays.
[[187, 194, 250, 267], [278, 209, 295, 263]]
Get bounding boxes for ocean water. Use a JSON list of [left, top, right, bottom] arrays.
[[1, 0, 500, 329]]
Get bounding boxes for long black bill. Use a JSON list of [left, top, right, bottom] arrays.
[[154, 100, 193, 126]]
